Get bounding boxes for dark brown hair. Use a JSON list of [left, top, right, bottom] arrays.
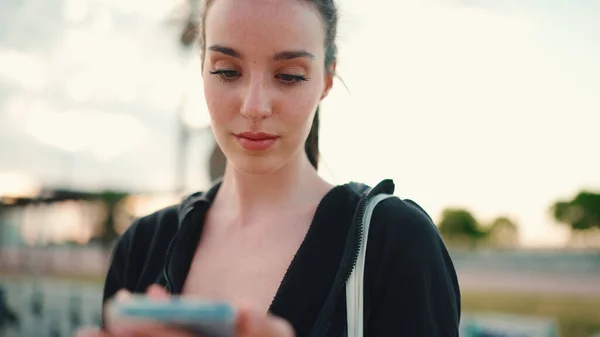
[[198, 0, 339, 169]]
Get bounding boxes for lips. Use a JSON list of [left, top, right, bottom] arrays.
[[235, 132, 278, 141], [234, 132, 279, 151]]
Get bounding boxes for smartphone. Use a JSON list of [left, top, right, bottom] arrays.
[[106, 295, 236, 337]]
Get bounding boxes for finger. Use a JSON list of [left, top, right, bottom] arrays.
[[146, 284, 170, 300], [104, 289, 134, 328], [237, 309, 295, 337], [115, 289, 132, 302], [110, 322, 195, 337]]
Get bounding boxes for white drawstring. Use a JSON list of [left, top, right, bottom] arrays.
[[346, 193, 395, 337]]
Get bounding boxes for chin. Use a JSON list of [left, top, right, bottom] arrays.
[[216, 134, 302, 176], [227, 154, 286, 176]]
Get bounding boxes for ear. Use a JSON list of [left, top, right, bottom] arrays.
[[321, 62, 336, 100]]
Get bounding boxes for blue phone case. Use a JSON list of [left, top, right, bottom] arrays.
[[108, 296, 236, 337]]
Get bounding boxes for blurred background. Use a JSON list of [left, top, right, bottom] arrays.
[[0, 0, 599, 336]]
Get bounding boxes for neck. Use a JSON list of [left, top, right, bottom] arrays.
[[213, 153, 332, 222]]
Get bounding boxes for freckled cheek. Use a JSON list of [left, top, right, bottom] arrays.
[[281, 94, 317, 135], [204, 85, 240, 126]]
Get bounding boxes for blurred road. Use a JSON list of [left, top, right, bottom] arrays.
[[457, 267, 600, 296]]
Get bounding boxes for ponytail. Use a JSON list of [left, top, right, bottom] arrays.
[[305, 107, 320, 169]]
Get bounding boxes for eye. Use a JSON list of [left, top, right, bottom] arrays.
[[276, 73, 309, 85], [209, 69, 241, 82]]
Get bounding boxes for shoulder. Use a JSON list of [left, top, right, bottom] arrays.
[[114, 182, 219, 254], [344, 179, 442, 254], [372, 196, 438, 242], [361, 190, 461, 333], [103, 204, 183, 290], [366, 193, 460, 307], [107, 204, 180, 278], [134, 204, 180, 235], [368, 194, 450, 269], [101, 204, 181, 312], [118, 204, 180, 248]]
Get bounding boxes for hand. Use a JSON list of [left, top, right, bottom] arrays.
[[75, 285, 294, 337]]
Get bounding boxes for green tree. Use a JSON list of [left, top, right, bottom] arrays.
[[438, 208, 486, 249], [487, 216, 519, 248], [97, 190, 129, 246], [551, 191, 600, 231]]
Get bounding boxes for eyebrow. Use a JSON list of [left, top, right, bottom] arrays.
[[273, 50, 315, 61], [208, 45, 241, 58], [208, 44, 315, 61]]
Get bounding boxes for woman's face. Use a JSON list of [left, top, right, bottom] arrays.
[[203, 0, 334, 175]]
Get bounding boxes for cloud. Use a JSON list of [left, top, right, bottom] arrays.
[[0, 171, 41, 198], [4, 95, 149, 161], [0, 49, 49, 92], [320, 0, 600, 247]]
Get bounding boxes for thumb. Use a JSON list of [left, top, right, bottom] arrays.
[[237, 308, 295, 337], [146, 284, 170, 299], [114, 289, 132, 302]]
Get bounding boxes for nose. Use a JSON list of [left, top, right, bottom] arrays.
[[240, 77, 272, 120]]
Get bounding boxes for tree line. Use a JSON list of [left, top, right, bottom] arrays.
[[436, 189, 600, 249], [62, 188, 598, 249]]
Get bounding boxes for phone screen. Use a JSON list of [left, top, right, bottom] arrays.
[[107, 296, 236, 337]]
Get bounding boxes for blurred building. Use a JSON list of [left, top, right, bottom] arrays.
[[0, 184, 185, 276]]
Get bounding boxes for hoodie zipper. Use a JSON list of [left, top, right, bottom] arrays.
[[165, 181, 388, 335], [310, 187, 374, 337], [163, 205, 196, 294], [162, 180, 223, 293], [163, 238, 176, 293]]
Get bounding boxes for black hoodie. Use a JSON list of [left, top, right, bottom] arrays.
[[102, 179, 461, 337]]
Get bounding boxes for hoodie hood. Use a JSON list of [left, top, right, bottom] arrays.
[[175, 178, 395, 228], [176, 178, 223, 228]]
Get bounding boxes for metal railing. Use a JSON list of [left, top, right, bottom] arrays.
[[0, 279, 102, 337]]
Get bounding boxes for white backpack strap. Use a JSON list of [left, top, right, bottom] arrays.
[[346, 193, 395, 337]]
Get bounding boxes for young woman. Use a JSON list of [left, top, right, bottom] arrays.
[[78, 0, 461, 336]]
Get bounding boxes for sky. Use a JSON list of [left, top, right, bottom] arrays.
[[0, 0, 598, 247]]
